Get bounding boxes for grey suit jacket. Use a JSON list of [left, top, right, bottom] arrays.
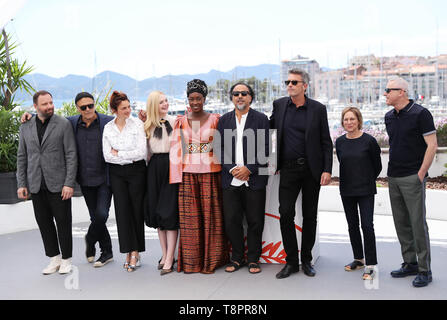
[[17, 114, 78, 194]]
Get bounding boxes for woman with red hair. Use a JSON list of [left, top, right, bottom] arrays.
[[103, 91, 147, 272]]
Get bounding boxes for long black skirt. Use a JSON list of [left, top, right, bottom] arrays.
[[145, 153, 179, 230]]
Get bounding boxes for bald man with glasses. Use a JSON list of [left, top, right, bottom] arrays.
[[384, 77, 437, 288]]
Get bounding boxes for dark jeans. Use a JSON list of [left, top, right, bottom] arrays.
[[341, 195, 378, 265], [109, 160, 146, 253], [222, 185, 266, 264], [278, 163, 320, 266], [81, 183, 113, 253], [31, 189, 72, 259]]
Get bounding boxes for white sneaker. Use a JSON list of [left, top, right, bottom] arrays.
[[42, 255, 62, 275], [58, 258, 72, 274]]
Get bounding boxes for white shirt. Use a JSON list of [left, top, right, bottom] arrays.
[[230, 113, 249, 187], [147, 115, 175, 155], [103, 116, 147, 165]]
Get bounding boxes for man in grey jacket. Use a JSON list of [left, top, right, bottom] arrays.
[[17, 90, 77, 275]]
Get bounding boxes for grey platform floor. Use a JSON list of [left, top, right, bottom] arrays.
[[1, 211, 446, 300]]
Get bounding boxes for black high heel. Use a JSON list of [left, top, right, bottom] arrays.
[[158, 258, 164, 270], [160, 259, 176, 276]]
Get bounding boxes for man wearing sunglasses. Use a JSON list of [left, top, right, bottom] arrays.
[[21, 92, 115, 268], [67, 92, 115, 268], [384, 77, 437, 287], [270, 69, 333, 279], [216, 82, 270, 274]]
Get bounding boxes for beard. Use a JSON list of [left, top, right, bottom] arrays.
[[235, 103, 248, 111], [39, 108, 54, 119]]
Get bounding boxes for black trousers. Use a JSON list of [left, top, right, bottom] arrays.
[[341, 195, 378, 265], [109, 160, 146, 253], [222, 185, 266, 264], [278, 164, 320, 266], [81, 183, 113, 253], [31, 189, 72, 259]]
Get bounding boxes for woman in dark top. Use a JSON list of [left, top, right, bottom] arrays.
[[335, 107, 382, 281]]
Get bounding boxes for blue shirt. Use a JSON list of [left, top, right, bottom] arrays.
[[385, 100, 436, 177], [76, 116, 106, 186]]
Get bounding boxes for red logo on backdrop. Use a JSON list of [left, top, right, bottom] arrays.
[[233, 213, 302, 264], [262, 213, 301, 264]]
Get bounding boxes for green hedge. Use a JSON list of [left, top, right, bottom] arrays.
[[0, 109, 23, 172]]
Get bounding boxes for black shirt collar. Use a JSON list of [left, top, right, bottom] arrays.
[[402, 100, 415, 112], [36, 115, 52, 126], [393, 99, 415, 115], [77, 112, 99, 127], [288, 95, 308, 109]]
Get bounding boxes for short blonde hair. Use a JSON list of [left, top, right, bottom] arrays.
[[341, 106, 363, 130]]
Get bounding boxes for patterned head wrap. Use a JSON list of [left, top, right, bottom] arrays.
[[187, 79, 208, 98]]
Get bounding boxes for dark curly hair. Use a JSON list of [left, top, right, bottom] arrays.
[[229, 82, 255, 102], [109, 91, 129, 112]]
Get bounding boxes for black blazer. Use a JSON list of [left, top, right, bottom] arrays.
[[270, 96, 333, 181], [216, 108, 270, 190]]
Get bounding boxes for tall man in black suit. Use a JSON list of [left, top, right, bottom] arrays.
[[270, 69, 333, 279], [216, 82, 270, 274]]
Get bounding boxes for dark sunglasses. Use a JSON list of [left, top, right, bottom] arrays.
[[284, 80, 304, 86], [232, 91, 250, 97], [79, 104, 95, 111], [384, 88, 403, 93]]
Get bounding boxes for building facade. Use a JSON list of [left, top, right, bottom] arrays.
[[314, 55, 447, 106], [280, 55, 320, 98]]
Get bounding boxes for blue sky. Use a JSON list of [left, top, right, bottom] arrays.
[[5, 0, 447, 80]]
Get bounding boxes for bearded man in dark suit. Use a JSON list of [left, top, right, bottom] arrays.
[[216, 82, 270, 274]]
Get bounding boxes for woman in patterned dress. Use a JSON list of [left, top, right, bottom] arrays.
[[170, 79, 229, 274]]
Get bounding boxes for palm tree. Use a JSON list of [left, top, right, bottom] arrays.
[[0, 29, 34, 111]]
